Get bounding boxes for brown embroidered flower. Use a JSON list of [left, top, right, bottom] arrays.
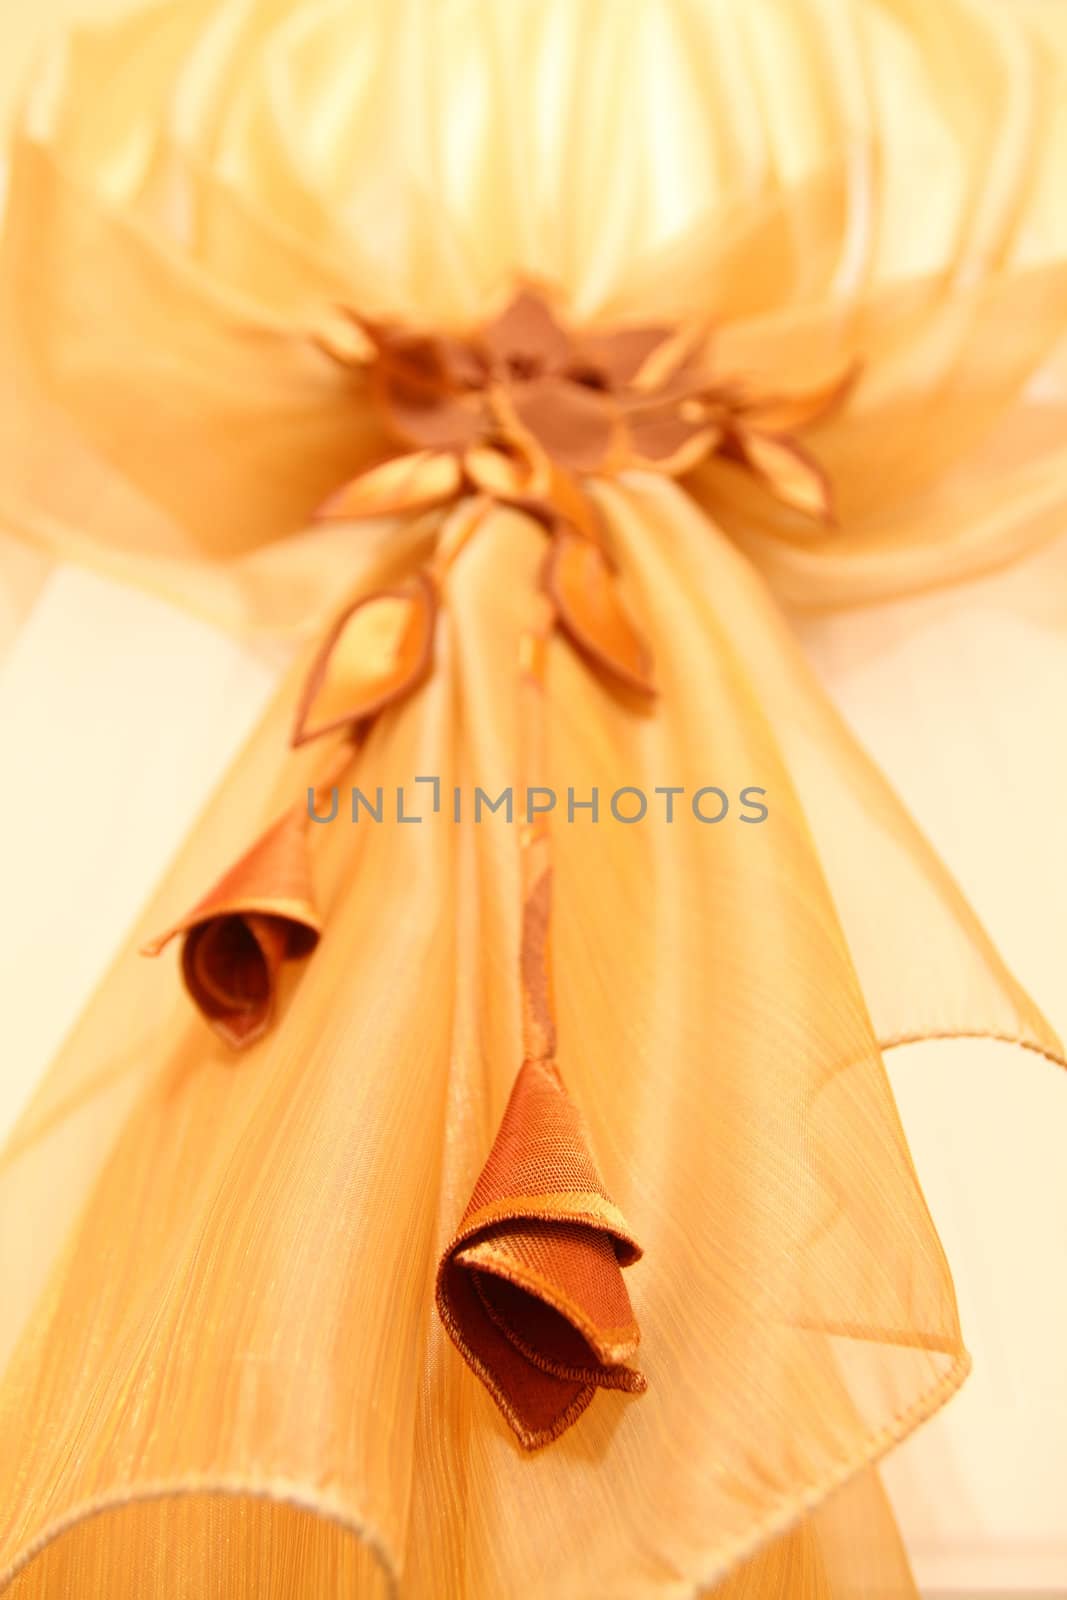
[[142, 807, 320, 1049], [314, 283, 851, 529], [544, 531, 655, 696], [309, 285, 852, 705]]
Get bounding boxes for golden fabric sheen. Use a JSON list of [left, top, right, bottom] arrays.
[[2, 0, 1067, 1594]]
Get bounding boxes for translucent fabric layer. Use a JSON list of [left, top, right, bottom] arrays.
[[1, 0, 1066, 1595], [4, 0, 1067, 633]]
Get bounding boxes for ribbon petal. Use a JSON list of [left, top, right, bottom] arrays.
[[511, 376, 622, 474], [576, 324, 674, 387], [483, 285, 572, 374], [291, 573, 436, 746], [379, 379, 487, 451], [141, 808, 320, 1050], [501, 465, 609, 546], [626, 319, 712, 396], [464, 438, 549, 500], [373, 329, 451, 389], [541, 466, 610, 544], [544, 532, 656, 695], [625, 408, 721, 476], [437, 1058, 644, 1449], [316, 450, 462, 520], [436, 336, 490, 389], [308, 304, 377, 367]]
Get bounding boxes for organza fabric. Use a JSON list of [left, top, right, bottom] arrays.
[[1, 1, 1067, 1595]]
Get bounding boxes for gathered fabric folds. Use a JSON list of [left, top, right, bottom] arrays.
[[2, 0, 1067, 1595]]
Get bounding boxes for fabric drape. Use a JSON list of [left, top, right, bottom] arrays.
[[1, 1, 1066, 1594]]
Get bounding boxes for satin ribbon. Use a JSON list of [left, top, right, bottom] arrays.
[[141, 284, 848, 1443], [435, 595, 644, 1447]]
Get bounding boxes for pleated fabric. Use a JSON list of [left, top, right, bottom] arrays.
[[1, 1, 1067, 1595]]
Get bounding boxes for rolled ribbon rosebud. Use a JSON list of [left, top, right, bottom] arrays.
[[437, 1057, 645, 1450], [141, 807, 321, 1049]]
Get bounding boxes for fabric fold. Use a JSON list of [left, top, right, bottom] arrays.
[[437, 1056, 644, 1449]]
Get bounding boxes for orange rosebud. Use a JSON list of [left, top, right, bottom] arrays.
[[291, 573, 437, 747], [544, 531, 656, 696], [437, 1058, 644, 1449], [141, 808, 320, 1050]]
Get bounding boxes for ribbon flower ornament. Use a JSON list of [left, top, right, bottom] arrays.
[[317, 283, 849, 525], [289, 284, 851, 723], [144, 282, 851, 1446]]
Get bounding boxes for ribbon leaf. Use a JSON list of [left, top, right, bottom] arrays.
[[496, 465, 609, 548], [544, 532, 656, 696], [292, 573, 437, 747], [316, 450, 462, 520], [308, 304, 377, 368], [730, 427, 835, 522], [141, 807, 320, 1050], [626, 319, 712, 397], [437, 1058, 644, 1449], [541, 465, 610, 545], [511, 376, 622, 474], [464, 438, 550, 501]]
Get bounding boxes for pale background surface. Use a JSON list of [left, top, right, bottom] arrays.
[[0, 0, 1065, 1593], [797, 537, 1067, 1595]]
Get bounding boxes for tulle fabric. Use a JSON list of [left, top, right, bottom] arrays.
[[5, 0, 1067, 634], [1, 1, 1067, 1595]]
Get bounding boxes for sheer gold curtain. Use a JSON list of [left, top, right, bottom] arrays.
[[1, 2, 1066, 1596]]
